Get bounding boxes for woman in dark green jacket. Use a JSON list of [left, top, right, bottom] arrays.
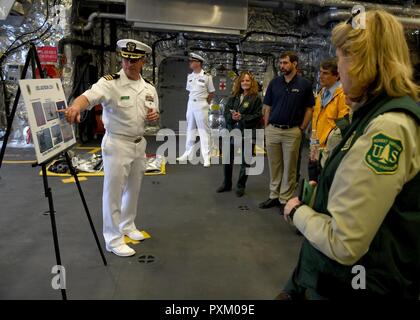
[[216, 71, 262, 197]]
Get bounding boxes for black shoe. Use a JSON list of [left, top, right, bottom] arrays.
[[216, 185, 232, 193], [259, 198, 280, 209], [279, 203, 286, 215], [236, 189, 245, 197]]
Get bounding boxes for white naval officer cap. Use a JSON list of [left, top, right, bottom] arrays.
[[188, 52, 205, 63], [117, 39, 152, 59]]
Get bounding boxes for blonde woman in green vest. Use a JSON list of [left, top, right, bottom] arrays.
[[278, 10, 420, 299]]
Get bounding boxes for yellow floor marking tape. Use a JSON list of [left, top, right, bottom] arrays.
[[255, 145, 266, 155], [124, 231, 151, 245], [2, 160, 36, 164], [88, 147, 102, 154], [62, 177, 88, 183]]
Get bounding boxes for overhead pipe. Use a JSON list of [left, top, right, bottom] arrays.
[[240, 30, 316, 43], [188, 47, 278, 75], [73, 12, 125, 32], [182, 33, 240, 42], [315, 9, 420, 28], [248, 1, 283, 9], [395, 16, 420, 29], [316, 10, 351, 26], [281, 0, 420, 16], [188, 47, 275, 57]]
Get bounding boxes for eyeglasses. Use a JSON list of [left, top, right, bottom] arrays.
[[123, 57, 142, 63]]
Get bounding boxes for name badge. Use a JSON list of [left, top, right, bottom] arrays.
[[291, 88, 300, 93], [120, 96, 130, 100]]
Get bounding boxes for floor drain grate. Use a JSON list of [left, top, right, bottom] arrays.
[[138, 254, 156, 264], [238, 205, 250, 211]]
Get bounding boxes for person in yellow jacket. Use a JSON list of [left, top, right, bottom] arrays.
[[308, 59, 350, 183]]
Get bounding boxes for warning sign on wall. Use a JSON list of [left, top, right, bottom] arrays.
[[36, 46, 60, 78], [37, 46, 58, 63]]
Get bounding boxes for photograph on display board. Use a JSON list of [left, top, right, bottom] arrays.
[[36, 128, 53, 153], [43, 100, 58, 121], [55, 100, 66, 121], [51, 124, 63, 146], [32, 101, 46, 127], [61, 124, 74, 143]]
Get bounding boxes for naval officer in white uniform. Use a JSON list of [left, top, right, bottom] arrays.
[[62, 39, 159, 257], [177, 53, 215, 167]]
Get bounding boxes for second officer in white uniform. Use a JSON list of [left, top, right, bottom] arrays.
[[177, 53, 215, 167], [63, 39, 159, 257]]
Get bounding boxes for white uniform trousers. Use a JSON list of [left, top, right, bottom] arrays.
[[185, 101, 210, 160], [101, 132, 147, 248]]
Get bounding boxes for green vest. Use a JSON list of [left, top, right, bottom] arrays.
[[296, 94, 420, 299]]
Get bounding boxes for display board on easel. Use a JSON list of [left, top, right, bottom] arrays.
[[0, 44, 106, 300], [19, 78, 76, 164]]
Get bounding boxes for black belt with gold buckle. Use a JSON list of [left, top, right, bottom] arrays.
[[271, 123, 293, 129]]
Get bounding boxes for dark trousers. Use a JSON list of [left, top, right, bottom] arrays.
[[222, 139, 255, 190]]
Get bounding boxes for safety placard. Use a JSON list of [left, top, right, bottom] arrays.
[[37, 46, 58, 63], [19, 78, 76, 164]]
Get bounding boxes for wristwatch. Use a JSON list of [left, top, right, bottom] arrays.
[[289, 203, 303, 222]]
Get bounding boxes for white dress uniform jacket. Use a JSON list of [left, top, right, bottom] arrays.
[[82, 69, 159, 249]]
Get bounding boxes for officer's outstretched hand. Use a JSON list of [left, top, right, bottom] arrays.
[[58, 105, 81, 124], [146, 108, 159, 122]]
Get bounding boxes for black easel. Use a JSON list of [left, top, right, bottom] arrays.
[[0, 43, 107, 300]]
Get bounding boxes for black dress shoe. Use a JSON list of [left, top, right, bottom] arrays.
[[258, 198, 280, 209], [216, 185, 232, 193], [279, 203, 286, 215], [235, 189, 245, 197]]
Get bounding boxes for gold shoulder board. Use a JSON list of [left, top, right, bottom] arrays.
[[103, 73, 120, 81]]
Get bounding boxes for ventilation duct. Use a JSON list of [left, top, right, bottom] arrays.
[[127, 0, 248, 35]]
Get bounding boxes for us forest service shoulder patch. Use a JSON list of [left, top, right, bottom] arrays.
[[364, 133, 403, 174]]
